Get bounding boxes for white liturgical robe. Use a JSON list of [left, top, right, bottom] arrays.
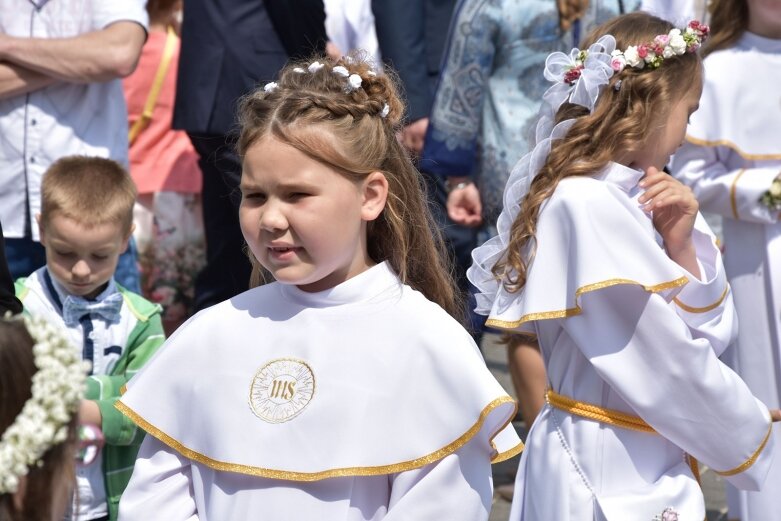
[[469, 162, 775, 521], [671, 32, 781, 521], [117, 263, 522, 520]]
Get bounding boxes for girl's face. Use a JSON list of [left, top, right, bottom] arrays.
[[240, 136, 387, 292], [629, 80, 702, 172]]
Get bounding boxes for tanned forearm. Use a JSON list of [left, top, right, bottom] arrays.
[[0, 61, 57, 99], [0, 21, 146, 84]]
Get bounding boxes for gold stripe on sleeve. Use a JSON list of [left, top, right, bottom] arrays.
[[674, 285, 729, 314], [714, 422, 773, 477], [730, 169, 747, 220]]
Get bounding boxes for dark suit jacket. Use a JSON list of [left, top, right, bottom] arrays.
[[372, 0, 457, 122], [0, 221, 22, 316], [173, 1, 326, 136]]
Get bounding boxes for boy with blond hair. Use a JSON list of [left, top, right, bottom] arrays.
[[14, 156, 165, 521]]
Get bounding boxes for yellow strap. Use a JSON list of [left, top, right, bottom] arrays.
[[128, 26, 178, 145], [546, 389, 656, 433], [546, 389, 702, 485]]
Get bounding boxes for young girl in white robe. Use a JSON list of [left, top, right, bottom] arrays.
[[671, 1, 781, 519], [468, 12, 779, 521], [114, 54, 522, 521]]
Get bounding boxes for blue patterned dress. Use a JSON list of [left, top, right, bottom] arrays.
[[420, 0, 640, 236]]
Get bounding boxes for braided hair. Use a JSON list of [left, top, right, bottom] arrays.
[[236, 54, 462, 320]]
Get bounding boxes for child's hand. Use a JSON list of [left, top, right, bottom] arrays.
[[638, 167, 700, 276], [771, 409, 781, 422], [78, 399, 102, 426]]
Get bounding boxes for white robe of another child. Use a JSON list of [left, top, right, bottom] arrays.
[[116, 262, 522, 521], [471, 162, 775, 521], [671, 31, 781, 521]]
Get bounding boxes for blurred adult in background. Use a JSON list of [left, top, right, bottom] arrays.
[[0, 1, 147, 291], [421, 0, 639, 427], [323, 0, 382, 65], [124, 0, 205, 335], [671, 0, 781, 518], [641, 0, 709, 22], [174, 0, 328, 311]]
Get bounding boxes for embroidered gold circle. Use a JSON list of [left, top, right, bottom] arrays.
[[249, 358, 315, 424]]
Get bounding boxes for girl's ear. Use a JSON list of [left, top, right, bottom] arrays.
[[361, 171, 389, 222]]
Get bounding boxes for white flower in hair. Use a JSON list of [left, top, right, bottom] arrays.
[[263, 82, 278, 93], [367, 70, 377, 77], [308, 61, 325, 73], [623, 46, 643, 68], [380, 103, 390, 118], [669, 30, 687, 54], [293, 67, 306, 73], [347, 73, 362, 91], [332, 65, 350, 77]]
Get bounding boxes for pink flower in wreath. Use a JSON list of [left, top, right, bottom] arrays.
[[653, 34, 670, 47], [637, 44, 649, 59], [610, 55, 626, 72]]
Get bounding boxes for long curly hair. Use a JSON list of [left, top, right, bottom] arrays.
[[494, 12, 703, 293], [703, 0, 748, 58], [236, 54, 462, 319]]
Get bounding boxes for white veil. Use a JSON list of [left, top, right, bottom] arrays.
[[468, 35, 618, 315]]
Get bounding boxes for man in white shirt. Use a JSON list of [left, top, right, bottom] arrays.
[[0, 1, 147, 288]]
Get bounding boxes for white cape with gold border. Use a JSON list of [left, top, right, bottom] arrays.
[[117, 262, 521, 519], [469, 162, 775, 520]]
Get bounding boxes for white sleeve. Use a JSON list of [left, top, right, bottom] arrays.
[[563, 284, 774, 491], [671, 141, 779, 225], [385, 436, 494, 520], [118, 436, 199, 521], [92, 0, 149, 30], [671, 217, 736, 356]]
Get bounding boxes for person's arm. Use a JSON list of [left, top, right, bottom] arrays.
[[563, 284, 774, 490], [87, 313, 166, 446], [668, 216, 735, 356], [420, 0, 498, 225], [385, 435, 493, 520], [118, 435, 198, 520], [0, 21, 146, 83], [671, 140, 780, 224], [0, 61, 57, 100]]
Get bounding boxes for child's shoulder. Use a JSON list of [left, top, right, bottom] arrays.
[[115, 284, 163, 323], [547, 174, 619, 215]]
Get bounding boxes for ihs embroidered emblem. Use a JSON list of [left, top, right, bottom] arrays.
[[249, 358, 315, 423]]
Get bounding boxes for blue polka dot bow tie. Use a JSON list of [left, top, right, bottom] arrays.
[[62, 293, 123, 327]]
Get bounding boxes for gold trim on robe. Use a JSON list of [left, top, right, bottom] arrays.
[[116, 396, 524, 481]]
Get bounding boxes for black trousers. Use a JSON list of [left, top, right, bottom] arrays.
[[189, 134, 253, 311]]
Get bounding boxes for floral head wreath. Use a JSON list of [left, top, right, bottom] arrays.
[[467, 20, 709, 313], [262, 60, 390, 119], [0, 316, 89, 494]]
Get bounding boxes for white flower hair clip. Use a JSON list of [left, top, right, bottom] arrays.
[[0, 316, 89, 494], [263, 82, 278, 93], [293, 67, 306, 74], [308, 61, 325, 73], [380, 103, 390, 118], [332, 65, 349, 78], [346, 73, 363, 92]]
